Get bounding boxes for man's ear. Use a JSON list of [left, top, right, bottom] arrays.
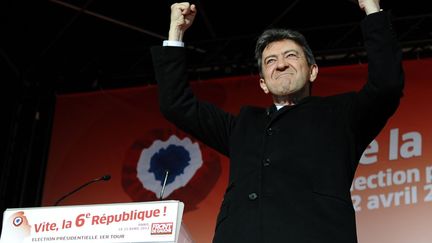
[[259, 78, 269, 94], [309, 64, 319, 82]]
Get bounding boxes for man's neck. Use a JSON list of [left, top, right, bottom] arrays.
[[272, 86, 310, 106], [272, 94, 308, 106]]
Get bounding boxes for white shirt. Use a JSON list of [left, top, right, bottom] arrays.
[[163, 40, 184, 47]]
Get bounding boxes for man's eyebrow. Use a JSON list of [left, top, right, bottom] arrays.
[[264, 49, 300, 60], [283, 49, 300, 54]]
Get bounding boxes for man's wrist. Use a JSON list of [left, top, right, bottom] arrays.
[[365, 6, 382, 15], [163, 40, 185, 47]]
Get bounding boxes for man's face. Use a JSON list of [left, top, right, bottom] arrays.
[[259, 39, 318, 98]]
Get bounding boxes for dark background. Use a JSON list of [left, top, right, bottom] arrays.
[[1, 0, 431, 232]]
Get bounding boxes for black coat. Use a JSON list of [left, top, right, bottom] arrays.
[[151, 11, 404, 243]]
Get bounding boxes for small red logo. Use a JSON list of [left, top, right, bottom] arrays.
[[13, 216, 23, 227], [151, 222, 173, 235]]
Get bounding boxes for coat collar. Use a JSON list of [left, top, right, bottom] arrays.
[[265, 96, 317, 124], [266, 96, 315, 116]]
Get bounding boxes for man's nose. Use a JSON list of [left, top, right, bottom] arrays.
[[276, 58, 290, 69]]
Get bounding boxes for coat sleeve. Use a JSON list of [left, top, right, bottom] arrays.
[[351, 11, 405, 157], [151, 46, 235, 156]]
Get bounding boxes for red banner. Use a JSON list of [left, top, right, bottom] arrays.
[[44, 58, 432, 243]]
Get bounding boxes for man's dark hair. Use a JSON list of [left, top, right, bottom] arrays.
[[255, 28, 316, 77]]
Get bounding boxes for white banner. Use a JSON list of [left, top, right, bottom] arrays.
[[0, 201, 184, 243]]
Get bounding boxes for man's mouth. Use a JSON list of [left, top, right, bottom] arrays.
[[275, 73, 293, 79]]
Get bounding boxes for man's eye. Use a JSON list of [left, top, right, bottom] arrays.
[[266, 59, 275, 64], [285, 52, 301, 60]]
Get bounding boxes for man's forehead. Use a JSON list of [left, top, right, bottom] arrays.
[[263, 40, 303, 55]]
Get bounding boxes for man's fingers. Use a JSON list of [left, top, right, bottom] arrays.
[[189, 4, 197, 14], [172, 2, 190, 11], [180, 4, 196, 16]]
